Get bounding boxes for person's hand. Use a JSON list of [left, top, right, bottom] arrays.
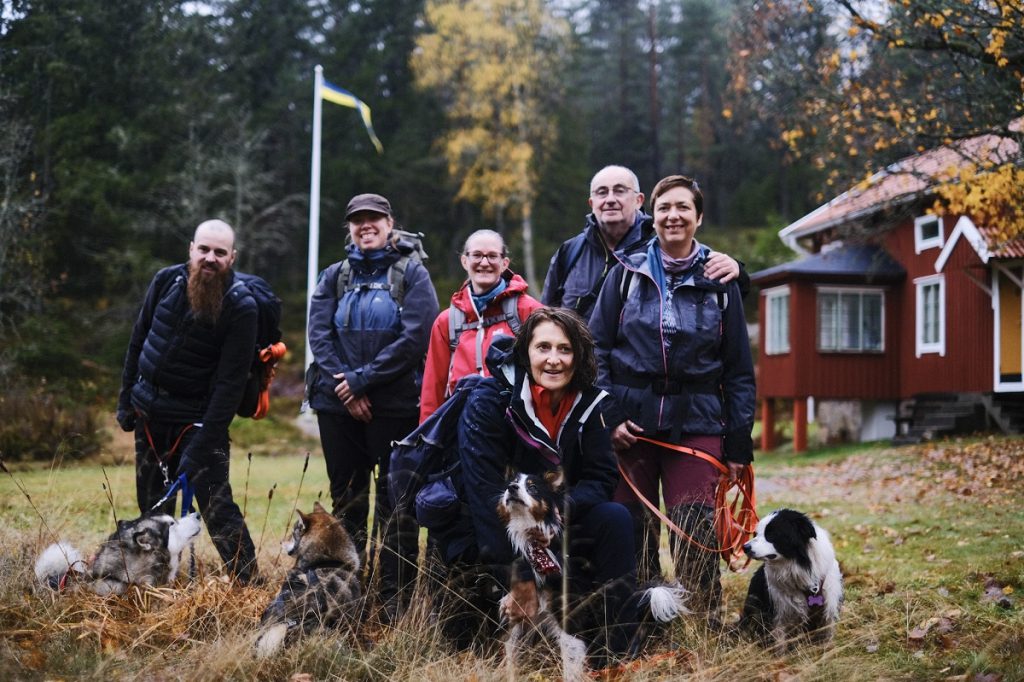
[[116, 408, 136, 433], [501, 579, 540, 624], [705, 251, 739, 283], [611, 419, 643, 451], [175, 451, 201, 479], [727, 461, 747, 485], [345, 394, 373, 423], [332, 372, 354, 403]]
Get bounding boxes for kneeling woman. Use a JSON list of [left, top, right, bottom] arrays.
[[432, 307, 639, 659]]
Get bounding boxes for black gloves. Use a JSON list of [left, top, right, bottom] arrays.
[[116, 408, 137, 433]]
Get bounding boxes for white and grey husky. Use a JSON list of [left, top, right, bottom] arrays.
[[35, 512, 202, 595]]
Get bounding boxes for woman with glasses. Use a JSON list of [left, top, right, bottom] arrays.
[[419, 229, 543, 421], [589, 175, 756, 629]]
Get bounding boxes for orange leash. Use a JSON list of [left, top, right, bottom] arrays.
[[618, 435, 758, 571]]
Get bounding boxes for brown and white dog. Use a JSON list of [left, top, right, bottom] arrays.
[[34, 512, 202, 595], [496, 470, 688, 682], [254, 501, 362, 657]]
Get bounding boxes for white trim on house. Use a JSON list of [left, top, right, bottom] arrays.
[[993, 265, 1024, 393], [914, 274, 946, 357], [762, 285, 791, 355], [914, 214, 944, 253], [935, 215, 992, 272]]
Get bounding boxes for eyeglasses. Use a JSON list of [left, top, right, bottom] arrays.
[[590, 184, 637, 199], [466, 251, 505, 263]]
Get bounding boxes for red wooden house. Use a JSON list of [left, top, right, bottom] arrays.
[[752, 132, 1024, 452]]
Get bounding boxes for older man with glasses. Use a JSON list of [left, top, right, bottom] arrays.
[[541, 165, 748, 320]]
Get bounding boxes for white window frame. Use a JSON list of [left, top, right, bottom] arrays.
[[915, 274, 946, 357], [914, 214, 944, 253], [816, 286, 886, 353], [763, 285, 791, 355]]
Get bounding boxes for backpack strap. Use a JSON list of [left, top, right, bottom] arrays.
[[445, 293, 522, 387], [553, 236, 586, 306], [388, 256, 411, 308], [618, 268, 638, 303]]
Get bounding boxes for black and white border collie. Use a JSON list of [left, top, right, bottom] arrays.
[[496, 470, 687, 681], [740, 509, 843, 647]]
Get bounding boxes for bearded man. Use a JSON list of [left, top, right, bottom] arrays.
[[117, 219, 258, 583]]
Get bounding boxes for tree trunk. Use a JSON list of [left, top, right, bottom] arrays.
[[521, 199, 536, 289], [647, 2, 661, 181]]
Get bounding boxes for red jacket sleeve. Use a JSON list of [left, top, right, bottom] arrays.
[[419, 308, 452, 423]]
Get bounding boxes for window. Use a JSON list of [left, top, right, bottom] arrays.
[[764, 286, 790, 355], [817, 288, 884, 352], [915, 275, 945, 356], [915, 215, 943, 253]]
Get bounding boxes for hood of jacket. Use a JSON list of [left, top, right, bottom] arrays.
[[449, 269, 531, 314]]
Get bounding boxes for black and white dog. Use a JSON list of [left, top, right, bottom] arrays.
[[496, 470, 687, 682], [739, 509, 843, 647]]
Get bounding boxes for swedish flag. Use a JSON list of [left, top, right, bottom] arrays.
[[320, 80, 384, 154]]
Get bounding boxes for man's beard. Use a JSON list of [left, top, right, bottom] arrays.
[[187, 261, 230, 323]]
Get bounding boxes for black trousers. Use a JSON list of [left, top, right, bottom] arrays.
[[316, 410, 419, 606], [135, 420, 257, 582]]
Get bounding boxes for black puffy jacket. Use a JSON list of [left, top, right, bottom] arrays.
[[119, 263, 257, 459]]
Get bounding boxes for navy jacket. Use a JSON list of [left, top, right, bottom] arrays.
[[589, 240, 756, 463], [307, 241, 439, 418], [451, 339, 618, 566], [541, 211, 653, 319], [119, 263, 257, 460]]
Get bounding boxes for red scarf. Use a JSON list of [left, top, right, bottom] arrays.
[[529, 384, 577, 443]]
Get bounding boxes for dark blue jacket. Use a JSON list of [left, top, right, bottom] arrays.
[[307, 242, 438, 417], [119, 263, 257, 460], [541, 211, 652, 319], [589, 240, 756, 463], [449, 339, 618, 565]]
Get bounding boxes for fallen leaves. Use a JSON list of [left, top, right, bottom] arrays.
[[907, 610, 961, 649], [980, 577, 1014, 609]]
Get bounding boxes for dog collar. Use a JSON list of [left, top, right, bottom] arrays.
[[528, 541, 561, 576], [806, 579, 825, 607]]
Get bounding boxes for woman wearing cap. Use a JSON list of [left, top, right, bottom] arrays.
[[419, 229, 543, 422], [307, 193, 439, 623], [589, 175, 756, 628]]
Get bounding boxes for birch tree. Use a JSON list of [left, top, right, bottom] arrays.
[[412, 0, 569, 286]]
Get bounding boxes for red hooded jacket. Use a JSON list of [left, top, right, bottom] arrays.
[[419, 271, 542, 422]]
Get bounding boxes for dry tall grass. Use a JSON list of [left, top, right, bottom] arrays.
[[2, 437, 1022, 680]]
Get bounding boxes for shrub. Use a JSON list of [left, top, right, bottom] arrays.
[[0, 385, 106, 462]]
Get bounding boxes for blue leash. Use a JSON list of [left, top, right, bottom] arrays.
[[150, 473, 198, 579], [150, 473, 195, 518]]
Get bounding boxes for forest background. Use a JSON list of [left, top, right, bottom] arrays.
[[2, 0, 1022, 461]]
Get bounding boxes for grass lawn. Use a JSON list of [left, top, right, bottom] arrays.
[[1, 430, 1022, 680]]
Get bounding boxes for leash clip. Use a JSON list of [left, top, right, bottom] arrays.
[[150, 473, 194, 515]]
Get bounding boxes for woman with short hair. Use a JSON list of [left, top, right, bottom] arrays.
[[589, 175, 756, 627]]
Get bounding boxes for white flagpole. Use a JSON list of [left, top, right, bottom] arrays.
[[305, 65, 324, 374]]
